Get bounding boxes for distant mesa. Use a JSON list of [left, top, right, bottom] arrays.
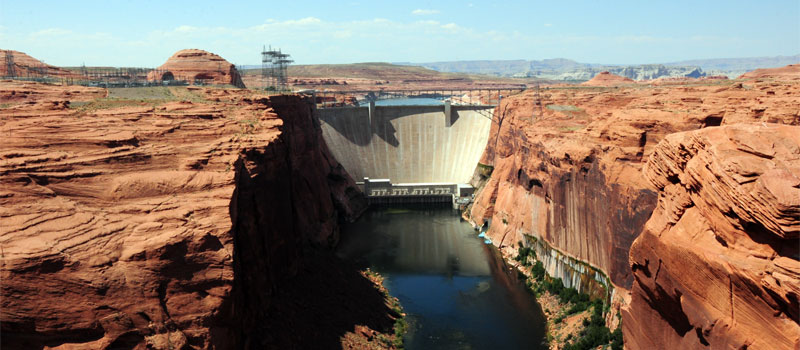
[[580, 71, 635, 86], [738, 63, 800, 80], [147, 49, 246, 88], [1, 49, 80, 78]]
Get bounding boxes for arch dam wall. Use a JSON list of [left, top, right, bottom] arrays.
[[317, 104, 494, 185]]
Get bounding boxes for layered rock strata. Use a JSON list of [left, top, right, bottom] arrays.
[[0, 82, 367, 349], [467, 75, 800, 332], [147, 49, 246, 88], [624, 124, 800, 349]]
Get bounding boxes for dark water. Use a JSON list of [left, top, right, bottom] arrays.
[[336, 205, 547, 350]]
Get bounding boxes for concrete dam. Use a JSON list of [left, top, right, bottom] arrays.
[[317, 102, 494, 202]]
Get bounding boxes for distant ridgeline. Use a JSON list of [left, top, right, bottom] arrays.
[[400, 54, 800, 80]]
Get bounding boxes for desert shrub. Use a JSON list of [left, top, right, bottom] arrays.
[[514, 246, 535, 266], [610, 326, 623, 350], [562, 302, 612, 350], [531, 261, 545, 280]]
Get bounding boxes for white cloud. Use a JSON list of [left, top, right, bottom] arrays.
[[174, 25, 198, 33], [440, 23, 462, 32], [412, 9, 439, 15], [30, 28, 72, 37], [286, 17, 322, 25], [3, 17, 758, 67], [544, 23, 553, 27]]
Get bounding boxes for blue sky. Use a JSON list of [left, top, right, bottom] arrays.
[[1, 0, 798, 67]]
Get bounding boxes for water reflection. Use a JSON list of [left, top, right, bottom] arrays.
[[336, 205, 547, 350]]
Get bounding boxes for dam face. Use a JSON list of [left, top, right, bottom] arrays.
[[317, 104, 494, 186]]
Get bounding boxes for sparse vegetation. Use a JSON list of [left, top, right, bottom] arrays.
[[65, 86, 218, 114], [107, 86, 174, 100], [476, 163, 494, 176], [559, 125, 586, 132], [363, 268, 407, 349], [239, 118, 259, 134], [68, 98, 147, 111], [515, 240, 622, 350], [514, 246, 535, 267], [546, 104, 582, 112]]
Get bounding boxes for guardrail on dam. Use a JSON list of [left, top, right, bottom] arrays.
[[317, 102, 494, 203]]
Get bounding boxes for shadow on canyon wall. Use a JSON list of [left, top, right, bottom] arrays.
[[248, 250, 398, 349]]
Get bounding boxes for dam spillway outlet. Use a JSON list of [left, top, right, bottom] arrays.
[[318, 103, 494, 203], [360, 178, 475, 206]]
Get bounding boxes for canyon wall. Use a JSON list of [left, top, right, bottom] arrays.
[[0, 82, 365, 349], [624, 124, 799, 349], [467, 71, 800, 334]]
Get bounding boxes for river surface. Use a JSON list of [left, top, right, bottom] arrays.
[[336, 205, 547, 350]]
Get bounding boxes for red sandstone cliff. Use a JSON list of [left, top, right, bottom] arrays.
[[0, 82, 372, 349], [624, 124, 800, 349], [147, 49, 246, 88], [468, 75, 800, 336]]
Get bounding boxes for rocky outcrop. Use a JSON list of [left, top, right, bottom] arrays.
[[580, 71, 634, 86], [738, 63, 800, 80], [0, 49, 80, 78], [624, 124, 800, 349], [0, 82, 367, 349], [467, 75, 800, 333], [0, 80, 107, 102], [147, 49, 246, 88]]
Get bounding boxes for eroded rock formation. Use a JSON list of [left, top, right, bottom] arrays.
[[739, 63, 800, 81], [147, 49, 246, 88], [0, 50, 81, 78], [0, 82, 370, 349], [1, 80, 107, 102], [467, 74, 800, 334], [580, 71, 635, 86], [624, 124, 800, 349]]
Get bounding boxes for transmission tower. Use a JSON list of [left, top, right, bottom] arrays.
[[261, 45, 293, 91], [4, 50, 16, 78], [533, 82, 543, 119]]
